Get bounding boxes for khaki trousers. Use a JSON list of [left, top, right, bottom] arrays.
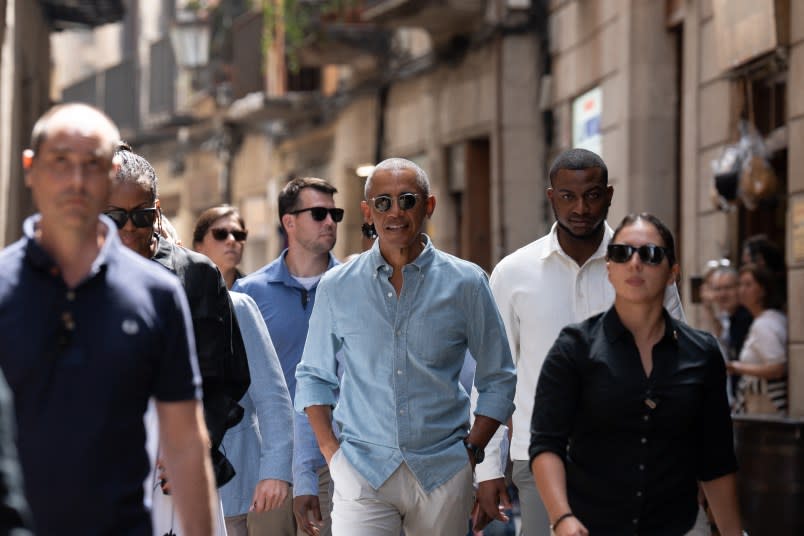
[[329, 449, 473, 536], [225, 466, 333, 536]]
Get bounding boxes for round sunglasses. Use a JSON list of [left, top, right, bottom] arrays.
[[607, 243, 670, 265], [289, 207, 344, 222], [210, 227, 248, 242], [369, 193, 420, 213], [104, 207, 157, 229]]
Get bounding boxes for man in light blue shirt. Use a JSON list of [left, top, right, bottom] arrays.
[[295, 158, 516, 535], [233, 177, 342, 536]]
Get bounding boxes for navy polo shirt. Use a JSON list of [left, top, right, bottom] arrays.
[[0, 214, 201, 535]]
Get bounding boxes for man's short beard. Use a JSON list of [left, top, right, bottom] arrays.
[[553, 205, 609, 241]]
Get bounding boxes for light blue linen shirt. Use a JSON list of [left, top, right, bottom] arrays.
[[219, 292, 293, 515], [232, 251, 339, 497], [295, 236, 516, 492]]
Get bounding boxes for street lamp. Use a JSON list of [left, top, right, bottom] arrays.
[[170, 10, 211, 69]]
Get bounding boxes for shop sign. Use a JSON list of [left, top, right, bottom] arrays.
[[572, 86, 602, 157]]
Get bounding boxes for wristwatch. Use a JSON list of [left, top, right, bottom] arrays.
[[463, 439, 485, 464]]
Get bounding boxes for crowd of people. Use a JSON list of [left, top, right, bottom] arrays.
[[0, 102, 782, 535], [699, 236, 788, 417]]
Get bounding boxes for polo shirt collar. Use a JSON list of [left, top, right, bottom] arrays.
[[22, 213, 120, 280], [603, 305, 679, 345], [541, 221, 614, 262], [370, 233, 434, 274], [267, 248, 339, 287]]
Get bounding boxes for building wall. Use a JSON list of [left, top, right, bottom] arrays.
[[679, 0, 733, 331], [0, 0, 52, 245], [679, 0, 804, 413], [50, 22, 123, 97], [380, 31, 543, 265], [549, 0, 679, 237], [787, 0, 804, 415]]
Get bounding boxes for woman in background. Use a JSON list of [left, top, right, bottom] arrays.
[[194, 205, 296, 536], [728, 264, 787, 415], [193, 205, 249, 289]]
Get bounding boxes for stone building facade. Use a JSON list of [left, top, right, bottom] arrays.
[[43, 1, 802, 420]]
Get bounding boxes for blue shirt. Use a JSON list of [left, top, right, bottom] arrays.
[[220, 292, 294, 516], [0, 214, 200, 534], [295, 236, 516, 492], [232, 250, 339, 497]]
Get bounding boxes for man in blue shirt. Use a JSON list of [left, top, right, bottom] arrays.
[[233, 176, 343, 535], [295, 158, 516, 535], [0, 103, 216, 534]]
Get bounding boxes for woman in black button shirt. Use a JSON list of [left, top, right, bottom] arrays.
[[529, 213, 743, 536]]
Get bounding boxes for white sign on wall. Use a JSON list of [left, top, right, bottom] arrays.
[[572, 86, 602, 157]]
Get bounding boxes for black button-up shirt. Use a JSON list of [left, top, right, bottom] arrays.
[[529, 307, 737, 535]]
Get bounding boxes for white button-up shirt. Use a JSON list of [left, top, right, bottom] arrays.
[[475, 222, 685, 481]]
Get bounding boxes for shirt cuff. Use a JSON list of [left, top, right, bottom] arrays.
[[292, 467, 322, 498], [474, 392, 515, 425], [259, 457, 293, 484], [294, 373, 338, 414], [475, 424, 508, 482]]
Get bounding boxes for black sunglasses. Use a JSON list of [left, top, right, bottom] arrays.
[[607, 243, 670, 265], [210, 228, 248, 242], [369, 193, 420, 213], [289, 207, 344, 222], [104, 207, 157, 229]]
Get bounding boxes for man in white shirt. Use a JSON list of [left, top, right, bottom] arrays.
[[474, 148, 685, 535]]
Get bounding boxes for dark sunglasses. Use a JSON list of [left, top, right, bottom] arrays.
[[370, 193, 420, 213], [210, 228, 248, 242], [607, 243, 670, 265], [104, 207, 157, 229], [289, 207, 344, 222]]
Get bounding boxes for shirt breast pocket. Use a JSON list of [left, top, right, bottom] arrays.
[[407, 316, 466, 366]]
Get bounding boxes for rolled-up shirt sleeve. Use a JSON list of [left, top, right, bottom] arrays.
[[294, 282, 341, 414], [468, 274, 516, 425], [528, 327, 583, 466]]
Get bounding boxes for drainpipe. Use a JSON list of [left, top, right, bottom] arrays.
[[495, 0, 507, 259], [374, 83, 389, 164], [534, 0, 553, 230]]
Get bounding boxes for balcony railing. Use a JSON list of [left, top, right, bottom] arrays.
[[149, 37, 177, 117], [105, 59, 139, 134], [60, 57, 139, 136]]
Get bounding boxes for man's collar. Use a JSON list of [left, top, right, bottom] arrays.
[[370, 233, 434, 273], [542, 221, 613, 261], [268, 248, 338, 285], [23, 213, 119, 279]]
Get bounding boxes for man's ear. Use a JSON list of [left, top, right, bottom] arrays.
[[281, 213, 294, 231], [22, 150, 34, 187], [425, 195, 436, 218], [22, 149, 34, 170], [360, 200, 372, 224], [111, 153, 122, 175], [546, 187, 554, 202]]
